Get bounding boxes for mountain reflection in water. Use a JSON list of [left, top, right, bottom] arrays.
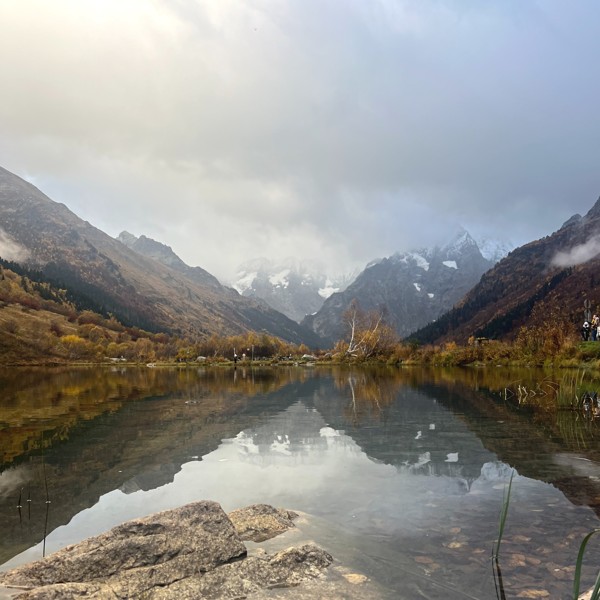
[[2, 366, 600, 598]]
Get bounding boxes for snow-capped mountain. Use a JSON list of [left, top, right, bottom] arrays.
[[302, 229, 495, 344], [474, 236, 514, 263], [232, 258, 356, 323]]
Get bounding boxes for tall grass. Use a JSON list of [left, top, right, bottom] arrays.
[[493, 471, 514, 560], [509, 370, 591, 409], [492, 470, 514, 599], [492, 469, 600, 600], [573, 529, 600, 600], [557, 369, 588, 409]]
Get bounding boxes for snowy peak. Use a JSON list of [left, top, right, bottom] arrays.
[[233, 257, 354, 323], [303, 227, 495, 343], [442, 228, 479, 258], [386, 229, 509, 272]]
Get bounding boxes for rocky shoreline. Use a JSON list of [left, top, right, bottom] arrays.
[[0, 501, 376, 599]]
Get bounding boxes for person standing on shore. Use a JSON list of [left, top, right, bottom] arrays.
[[582, 321, 591, 341]]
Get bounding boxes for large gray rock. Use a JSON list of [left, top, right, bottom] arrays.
[[228, 504, 298, 542], [0, 501, 337, 599], [150, 545, 333, 599]]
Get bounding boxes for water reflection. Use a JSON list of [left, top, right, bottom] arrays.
[[2, 366, 600, 598]]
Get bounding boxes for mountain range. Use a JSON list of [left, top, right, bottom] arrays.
[[412, 199, 600, 344], [232, 257, 356, 323], [302, 230, 496, 345], [0, 166, 322, 346], [1, 163, 598, 351]]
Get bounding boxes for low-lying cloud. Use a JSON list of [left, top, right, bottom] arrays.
[[551, 236, 600, 268], [0, 228, 30, 263]]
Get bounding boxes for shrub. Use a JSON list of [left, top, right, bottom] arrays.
[[49, 321, 63, 337], [60, 334, 97, 359], [3, 319, 18, 334]]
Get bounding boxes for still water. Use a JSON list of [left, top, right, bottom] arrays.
[[2, 365, 600, 598]]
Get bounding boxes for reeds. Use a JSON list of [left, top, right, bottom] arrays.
[[492, 470, 514, 599], [573, 529, 600, 600], [493, 470, 514, 560], [506, 370, 591, 409], [558, 369, 588, 409], [492, 468, 600, 600]]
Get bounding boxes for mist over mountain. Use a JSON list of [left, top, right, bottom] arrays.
[[232, 257, 357, 323], [302, 230, 496, 344], [473, 236, 514, 264]]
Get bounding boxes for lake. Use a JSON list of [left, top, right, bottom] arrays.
[[2, 365, 600, 598]]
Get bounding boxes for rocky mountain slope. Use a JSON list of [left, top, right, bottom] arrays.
[[117, 231, 222, 289], [412, 198, 600, 344], [232, 258, 356, 323], [302, 230, 494, 344], [0, 166, 322, 346]]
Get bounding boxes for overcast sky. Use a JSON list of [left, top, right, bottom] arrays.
[[1, 0, 599, 282]]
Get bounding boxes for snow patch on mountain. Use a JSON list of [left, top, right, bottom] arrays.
[[233, 257, 355, 322], [269, 269, 291, 288], [318, 279, 339, 299], [395, 252, 430, 271], [233, 271, 258, 294], [475, 236, 514, 263], [412, 253, 430, 271], [443, 260, 458, 269]]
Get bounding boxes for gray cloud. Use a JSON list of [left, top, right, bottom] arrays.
[[552, 236, 600, 268], [0, 1, 599, 282]]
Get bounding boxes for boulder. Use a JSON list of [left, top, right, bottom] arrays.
[[228, 504, 298, 542], [0, 501, 335, 599]]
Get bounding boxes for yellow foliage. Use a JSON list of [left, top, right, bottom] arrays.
[[60, 335, 97, 359]]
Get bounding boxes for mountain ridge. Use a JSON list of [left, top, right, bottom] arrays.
[[117, 231, 222, 289], [302, 229, 495, 344], [232, 257, 356, 323], [411, 197, 600, 344], [0, 166, 324, 346]]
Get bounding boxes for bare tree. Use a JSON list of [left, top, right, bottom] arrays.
[[342, 300, 397, 359]]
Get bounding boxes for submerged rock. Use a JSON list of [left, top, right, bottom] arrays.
[[0, 501, 335, 599]]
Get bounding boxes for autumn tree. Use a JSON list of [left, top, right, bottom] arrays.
[[514, 299, 577, 359], [341, 300, 398, 360]]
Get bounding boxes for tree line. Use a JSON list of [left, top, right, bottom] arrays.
[[0, 260, 592, 366]]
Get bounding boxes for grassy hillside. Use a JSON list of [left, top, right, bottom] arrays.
[[0, 262, 313, 365]]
